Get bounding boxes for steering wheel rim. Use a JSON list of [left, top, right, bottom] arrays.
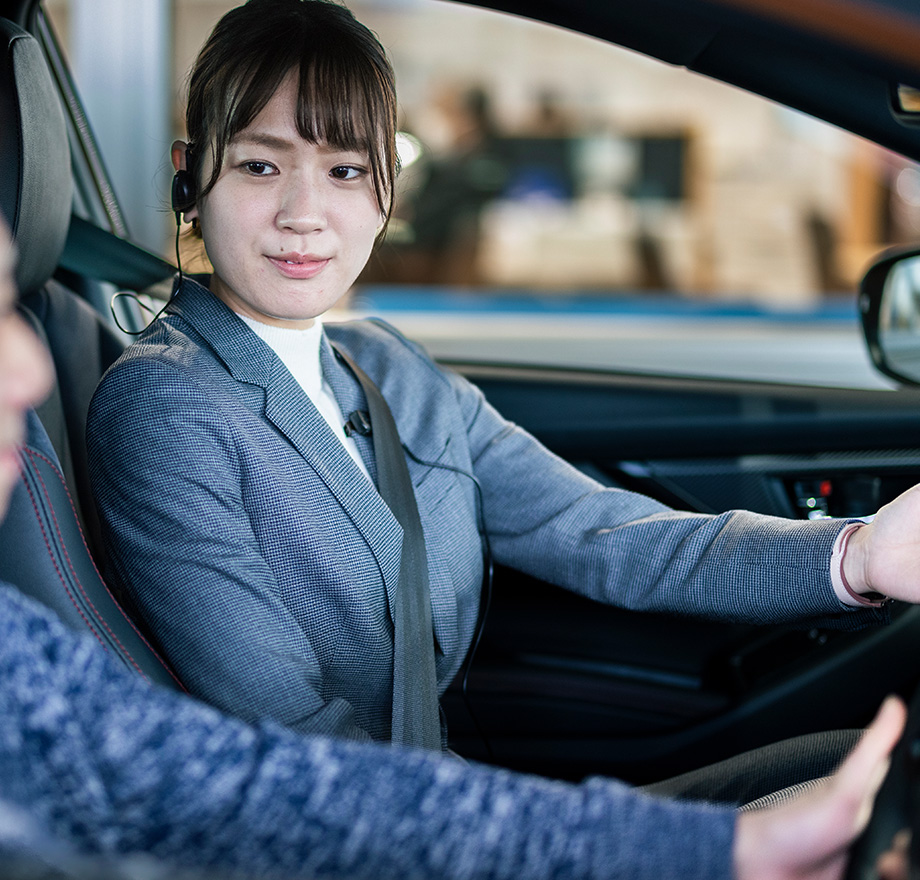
[[846, 686, 920, 880]]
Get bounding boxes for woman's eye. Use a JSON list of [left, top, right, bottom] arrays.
[[243, 161, 275, 176], [331, 165, 365, 181]]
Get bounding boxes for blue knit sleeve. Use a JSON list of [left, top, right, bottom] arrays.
[[0, 581, 736, 880]]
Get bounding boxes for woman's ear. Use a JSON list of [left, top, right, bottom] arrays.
[[171, 140, 189, 172]]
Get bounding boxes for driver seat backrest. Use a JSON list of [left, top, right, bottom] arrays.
[[0, 17, 126, 563], [0, 409, 184, 691], [0, 19, 181, 688]]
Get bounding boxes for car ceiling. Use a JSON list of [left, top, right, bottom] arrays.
[[4, 0, 920, 161]]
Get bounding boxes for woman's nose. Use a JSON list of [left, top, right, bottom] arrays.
[[276, 176, 327, 234]]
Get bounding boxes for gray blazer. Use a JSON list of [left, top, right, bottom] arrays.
[[88, 277, 855, 744]]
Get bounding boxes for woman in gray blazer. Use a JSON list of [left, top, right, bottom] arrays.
[[0, 215, 902, 880], [89, 0, 920, 770]]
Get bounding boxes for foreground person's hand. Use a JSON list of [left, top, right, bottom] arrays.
[[733, 696, 906, 880]]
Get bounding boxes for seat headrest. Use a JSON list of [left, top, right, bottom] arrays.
[[0, 19, 72, 296]]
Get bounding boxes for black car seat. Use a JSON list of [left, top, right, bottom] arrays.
[[0, 18, 184, 689], [0, 410, 184, 690], [0, 15, 127, 561]]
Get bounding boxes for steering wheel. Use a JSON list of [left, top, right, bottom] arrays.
[[846, 684, 920, 880]]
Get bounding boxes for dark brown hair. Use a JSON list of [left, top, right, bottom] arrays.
[[184, 0, 397, 228]]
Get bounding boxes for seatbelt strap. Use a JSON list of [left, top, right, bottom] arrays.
[[333, 347, 442, 751], [61, 215, 174, 290]]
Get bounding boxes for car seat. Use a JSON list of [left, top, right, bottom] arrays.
[[0, 409, 184, 690], [0, 18, 183, 689], [0, 15, 127, 561]]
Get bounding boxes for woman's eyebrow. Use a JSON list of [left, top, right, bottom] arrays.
[[230, 132, 296, 152], [231, 132, 368, 156]]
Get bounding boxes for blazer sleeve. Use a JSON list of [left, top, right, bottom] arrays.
[[87, 358, 374, 744], [438, 367, 881, 627]]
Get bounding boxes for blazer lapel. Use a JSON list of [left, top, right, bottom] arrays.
[[166, 280, 403, 618], [319, 339, 378, 487]]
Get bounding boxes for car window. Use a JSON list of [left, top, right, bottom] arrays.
[[44, 0, 920, 388]]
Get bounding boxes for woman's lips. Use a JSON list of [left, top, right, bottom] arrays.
[[267, 255, 330, 279]]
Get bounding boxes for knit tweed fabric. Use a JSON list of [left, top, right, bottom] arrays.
[[0, 582, 737, 879]]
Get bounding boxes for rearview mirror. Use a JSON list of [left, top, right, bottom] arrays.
[[892, 84, 920, 126], [860, 245, 920, 385]]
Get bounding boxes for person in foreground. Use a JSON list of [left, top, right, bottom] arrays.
[[88, 0, 920, 767], [0, 218, 913, 880]]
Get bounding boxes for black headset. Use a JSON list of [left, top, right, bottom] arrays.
[[170, 143, 197, 217], [112, 147, 197, 334]]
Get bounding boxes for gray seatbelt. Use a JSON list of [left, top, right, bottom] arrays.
[[61, 215, 174, 290], [334, 347, 441, 751]]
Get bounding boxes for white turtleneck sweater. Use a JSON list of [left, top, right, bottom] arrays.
[[237, 313, 372, 481]]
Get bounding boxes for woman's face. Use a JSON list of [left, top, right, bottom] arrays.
[[0, 224, 54, 516], [190, 73, 384, 329]]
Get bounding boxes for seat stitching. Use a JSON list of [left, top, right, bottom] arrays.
[[23, 447, 186, 691], [24, 447, 147, 678], [16, 453, 105, 647]]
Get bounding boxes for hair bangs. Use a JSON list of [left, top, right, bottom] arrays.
[[294, 45, 396, 215], [198, 50, 297, 195], [186, 0, 398, 228]]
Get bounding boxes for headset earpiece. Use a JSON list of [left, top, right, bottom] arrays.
[[171, 142, 197, 217], [171, 169, 196, 215], [171, 144, 197, 282]]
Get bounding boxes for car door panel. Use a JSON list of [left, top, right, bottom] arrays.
[[442, 363, 920, 782]]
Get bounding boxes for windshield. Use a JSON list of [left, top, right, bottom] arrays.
[[46, 0, 920, 389]]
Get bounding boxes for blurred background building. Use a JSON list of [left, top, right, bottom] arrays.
[[45, 0, 920, 308]]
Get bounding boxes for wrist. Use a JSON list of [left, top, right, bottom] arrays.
[[733, 810, 781, 880], [841, 523, 871, 595], [841, 522, 889, 604], [732, 813, 753, 880]]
